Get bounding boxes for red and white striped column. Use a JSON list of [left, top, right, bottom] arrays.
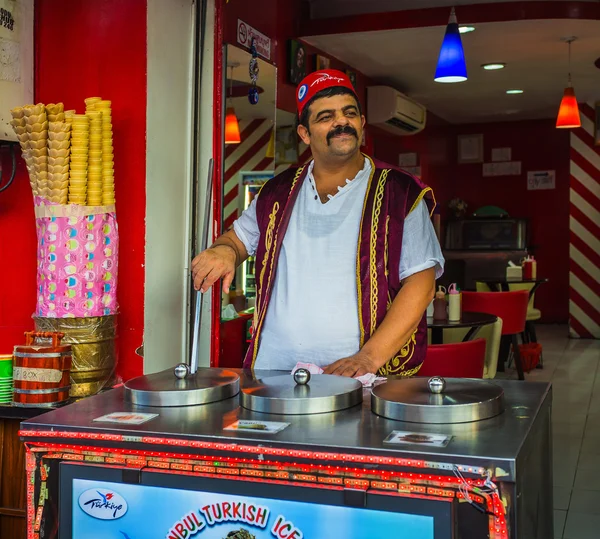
[[569, 101, 600, 339], [224, 119, 274, 230], [223, 119, 312, 230]]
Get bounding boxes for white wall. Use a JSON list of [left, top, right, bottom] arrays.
[[144, 0, 196, 373], [0, 0, 33, 142]]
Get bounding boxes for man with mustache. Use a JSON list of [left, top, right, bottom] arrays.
[[192, 70, 444, 377]]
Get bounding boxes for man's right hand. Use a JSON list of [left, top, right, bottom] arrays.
[[191, 245, 237, 293]]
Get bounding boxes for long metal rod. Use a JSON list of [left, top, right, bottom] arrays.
[[189, 158, 214, 374]]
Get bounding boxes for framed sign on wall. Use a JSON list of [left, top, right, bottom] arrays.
[[457, 134, 483, 164]]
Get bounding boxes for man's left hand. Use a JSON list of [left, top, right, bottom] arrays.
[[323, 352, 378, 377]]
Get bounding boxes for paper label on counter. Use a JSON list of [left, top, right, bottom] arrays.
[[384, 430, 452, 447], [225, 420, 289, 434], [93, 412, 158, 425]]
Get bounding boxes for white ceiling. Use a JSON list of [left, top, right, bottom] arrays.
[[307, 0, 598, 19], [303, 19, 600, 124]]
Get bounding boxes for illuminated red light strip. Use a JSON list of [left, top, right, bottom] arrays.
[[23, 441, 508, 539], [143, 467, 346, 492], [26, 451, 36, 539], [19, 429, 487, 475], [25, 440, 488, 489]]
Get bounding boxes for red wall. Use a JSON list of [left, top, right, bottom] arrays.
[[373, 118, 570, 322], [371, 121, 454, 215], [0, 158, 37, 356], [0, 0, 147, 380], [452, 120, 570, 322]]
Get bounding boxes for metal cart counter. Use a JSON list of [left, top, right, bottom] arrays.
[[20, 370, 552, 539]]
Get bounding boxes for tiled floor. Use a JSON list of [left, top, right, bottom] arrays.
[[495, 325, 600, 539]]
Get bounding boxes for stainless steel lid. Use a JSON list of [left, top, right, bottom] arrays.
[[371, 377, 505, 424], [124, 367, 240, 407], [240, 372, 363, 415]]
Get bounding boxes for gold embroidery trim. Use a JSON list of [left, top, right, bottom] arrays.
[[369, 169, 389, 335], [377, 328, 419, 376], [252, 166, 305, 365], [384, 215, 390, 287], [378, 361, 423, 378], [252, 201, 279, 364], [409, 186, 436, 217], [290, 164, 305, 191], [356, 156, 377, 347]]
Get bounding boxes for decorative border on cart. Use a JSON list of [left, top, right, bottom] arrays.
[[23, 442, 510, 539]]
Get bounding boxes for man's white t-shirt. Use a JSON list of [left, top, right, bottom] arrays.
[[233, 159, 444, 370]]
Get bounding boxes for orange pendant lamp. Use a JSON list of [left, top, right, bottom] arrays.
[[225, 63, 241, 144], [225, 107, 241, 144], [556, 38, 581, 129]]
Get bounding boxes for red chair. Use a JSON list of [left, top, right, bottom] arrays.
[[462, 290, 529, 380], [419, 338, 486, 378]]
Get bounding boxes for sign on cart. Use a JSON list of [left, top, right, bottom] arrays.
[[384, 430, 452, 448], [225, 420, 290, 434], [71, 479, 436, 539], [237, 19, 271, 61], [93, 412, 158, 425]]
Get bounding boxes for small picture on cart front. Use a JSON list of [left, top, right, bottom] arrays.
[[384, 430, 452, 447], [224, 530, 256, 539]]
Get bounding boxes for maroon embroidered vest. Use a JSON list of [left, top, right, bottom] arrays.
[[243, 155, 436, 376]]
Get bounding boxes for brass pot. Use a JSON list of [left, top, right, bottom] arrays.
[[34, 315, 117, 397]]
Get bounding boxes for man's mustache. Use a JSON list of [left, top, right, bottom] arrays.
[[327, 125, 358, 145]]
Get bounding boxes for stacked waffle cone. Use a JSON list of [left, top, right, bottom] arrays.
[[8, 97, 116, 208], [9, 106, 36, 194], [96, 100, 115, 205], [47, 103, 70, 204], [69, 114, 89, 205], [85, 98, 102, 206], [10, 104, 50, 198]]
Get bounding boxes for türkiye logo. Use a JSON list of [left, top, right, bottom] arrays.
[[79, 488, 128, 520], [298, 84, 308, 101]]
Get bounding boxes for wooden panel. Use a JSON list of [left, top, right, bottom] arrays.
[[0, 418, 26, 538], [0, 514, 26, 539]]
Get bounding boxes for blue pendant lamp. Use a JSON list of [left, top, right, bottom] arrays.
[[435, 7, 468, 83]]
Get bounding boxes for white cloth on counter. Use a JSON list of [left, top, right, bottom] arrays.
[[292, 362, 386, 388]]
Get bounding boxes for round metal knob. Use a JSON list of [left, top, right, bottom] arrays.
[[293, 368, 311, 385], [174, 363, 190, 380], [428, 376, 446, 394]]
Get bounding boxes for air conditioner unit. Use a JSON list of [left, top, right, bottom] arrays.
[[367, 86, 426, 136]]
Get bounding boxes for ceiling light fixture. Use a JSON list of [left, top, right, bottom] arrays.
[[506, 89, 524, 94], [556, 37, 581, 129], [459, 26, 475, 34], [482, 63, 506, 70], [434, 7, 467, 83], [225, 62, 241, 144]]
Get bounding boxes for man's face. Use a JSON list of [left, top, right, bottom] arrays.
[[297, 93, 364, 160]]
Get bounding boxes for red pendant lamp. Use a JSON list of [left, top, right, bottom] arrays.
[[556, 38, 581, 129], [225, 63, 241, 144]]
